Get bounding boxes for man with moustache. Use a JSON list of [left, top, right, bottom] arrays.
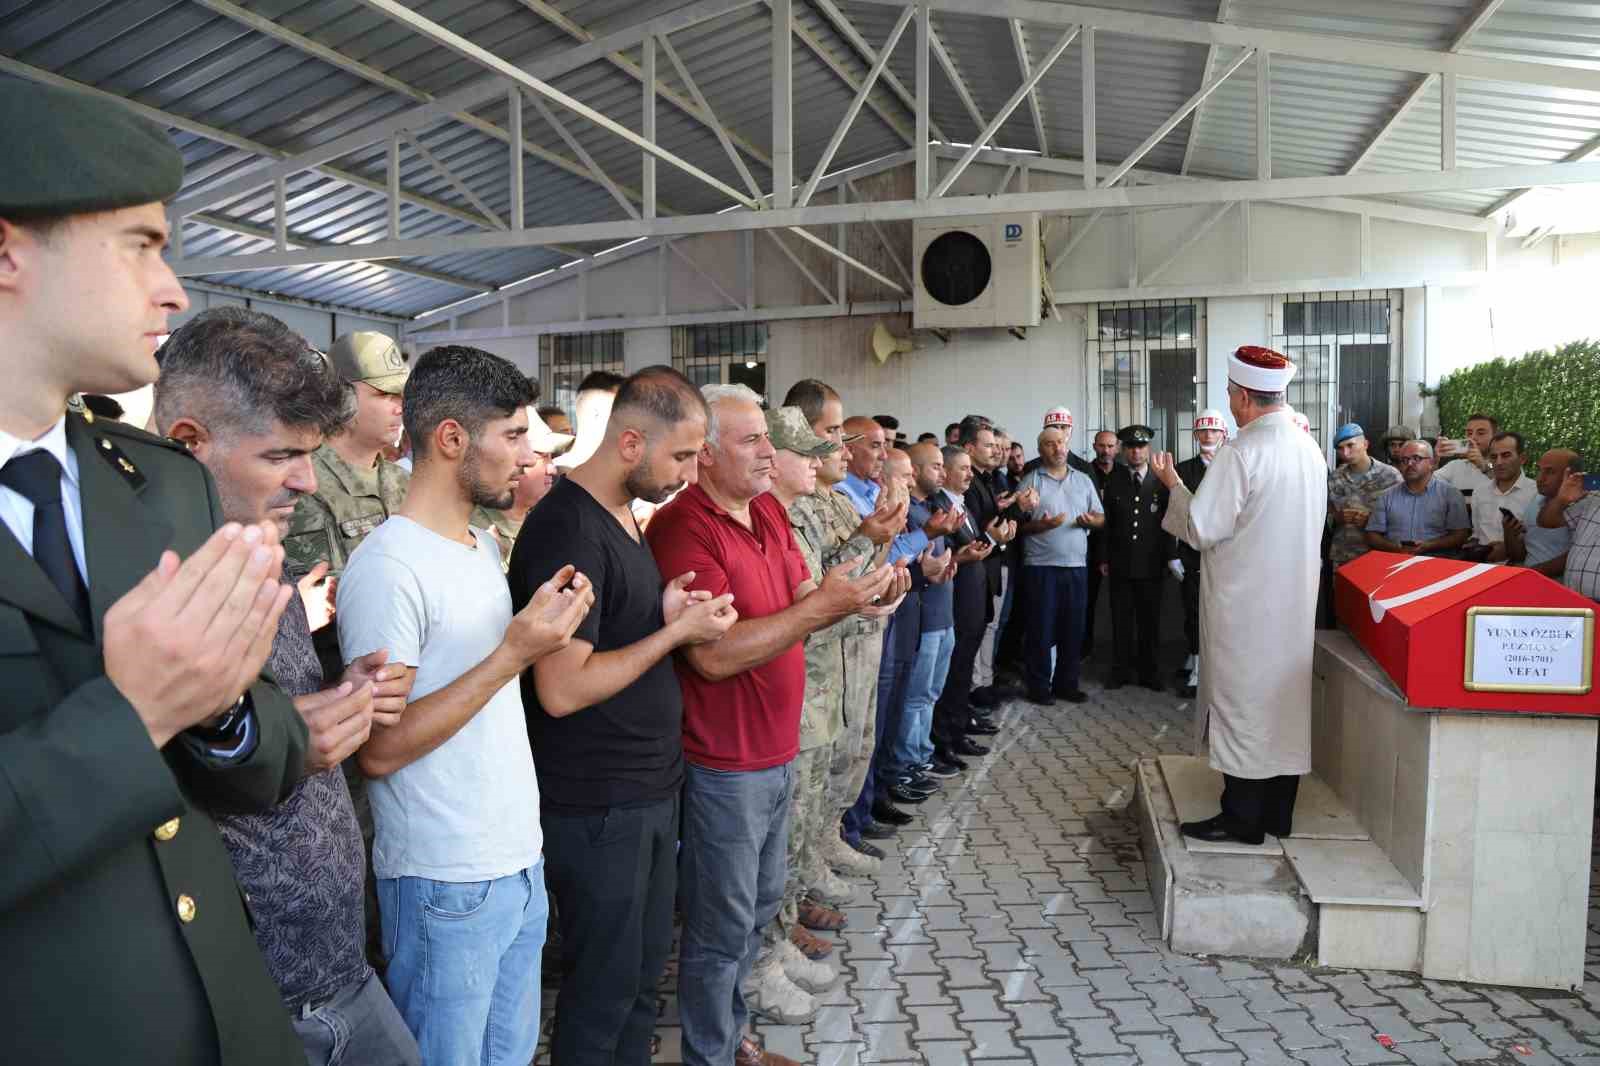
[[0, 79, 308, 1064], [513, 366, 738, 1065], [930, 446, 1000, 766], [646, 384, 894, 1066], [1498, 448, 1578, 576], [1083, 429, 1119, 660], [151, 307, 420, 1064], [899, 443, 961, 779]]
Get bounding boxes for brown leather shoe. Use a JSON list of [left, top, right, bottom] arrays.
[[797, 897, 847, 931], [789, 923, 835, 960], [735, 1036, 802, 1066]]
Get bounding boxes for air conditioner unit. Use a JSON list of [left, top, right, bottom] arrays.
[[913, 213, 1041, 330]]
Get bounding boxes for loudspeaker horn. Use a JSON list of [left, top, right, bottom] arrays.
[[870, 322, 915, 364]]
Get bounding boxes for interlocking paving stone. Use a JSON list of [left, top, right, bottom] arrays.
[[600, 684, 1600, 1064]]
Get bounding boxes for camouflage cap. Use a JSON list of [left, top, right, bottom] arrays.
[[326, 331, 408, 394], [766, 405, 839, 457]]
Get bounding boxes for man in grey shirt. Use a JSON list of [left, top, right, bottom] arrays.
[[151, 308, 420, 1065], [1365, 440, 1471, 557], [1016, 424, 1104, 705]]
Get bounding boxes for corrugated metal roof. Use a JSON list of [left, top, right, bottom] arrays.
[[4, 0, 1598, 316]]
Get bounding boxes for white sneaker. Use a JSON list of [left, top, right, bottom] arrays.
[[813, 866, 856, 905], [776, 937, 838, 993], [823, 831, 881, 876], [742, 953, 819, 1023]]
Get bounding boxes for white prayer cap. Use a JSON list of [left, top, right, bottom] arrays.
[[1227, 345, 1296, 392]]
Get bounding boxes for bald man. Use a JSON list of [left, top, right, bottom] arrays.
[[1500, 448, 1578, 577]]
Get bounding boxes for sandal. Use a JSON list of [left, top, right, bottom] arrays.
[[797, 897, 848, 932], [789, 923, 835, 960]]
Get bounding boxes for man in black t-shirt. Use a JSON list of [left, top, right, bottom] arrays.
[[509, 366, 736, 1066]]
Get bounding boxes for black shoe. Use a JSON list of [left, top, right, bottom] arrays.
[[1079, 644, 1094, 662], [1024, 690, 1056, 706], [872, 802, 913, 825], [860, 820, 898, 840], [966, 717, 1000, 736], [894, 775, 937, 796], [933, 749, 968, 772], [1178, 684, 1197, 698], [1055, 688, 1089, 704], [888, 784, 932, 805], [969, 686, 1000, 709], [993, 682, 1024, 701], [925, 759, 962, 779], [1180, 814, 1264, 846], [952, 737, 990, 757], [851, 839, 887, 859], [1139, 677, 1164, 693], [1105, 676, 1127, 690]]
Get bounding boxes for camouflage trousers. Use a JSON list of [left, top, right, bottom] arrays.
[[827, 623, 884, 816], [764, 744, 833, 941]]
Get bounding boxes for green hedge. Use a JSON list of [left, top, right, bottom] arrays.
[[1434, 339, 1600, 472]]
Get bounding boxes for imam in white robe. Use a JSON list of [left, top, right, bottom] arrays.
[[1161, 408, 1327, 778]]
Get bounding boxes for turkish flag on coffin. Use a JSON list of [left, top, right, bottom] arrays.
[[1333, 551, 1598, 713]]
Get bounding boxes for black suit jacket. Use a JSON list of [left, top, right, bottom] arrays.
[[1173, 455, 1210, 569], [1101, 464, 1176, 579], [0, 414, 308, 1065]]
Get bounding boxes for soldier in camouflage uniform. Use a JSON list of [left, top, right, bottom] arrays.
[[281, 330, 409, 972]]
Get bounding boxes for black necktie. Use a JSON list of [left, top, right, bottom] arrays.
[[1, 450, 92, 632]]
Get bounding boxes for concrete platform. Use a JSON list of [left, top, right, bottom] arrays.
[[1135, 757, 1314, 959]]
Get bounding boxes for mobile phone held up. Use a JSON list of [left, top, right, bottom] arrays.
[[1584, 472, 1600, 493]]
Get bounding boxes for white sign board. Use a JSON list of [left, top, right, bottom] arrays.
[[1465, 608, 1593, 694]]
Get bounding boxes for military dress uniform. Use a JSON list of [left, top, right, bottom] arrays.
[[1101, 427, 1175, 688], [2, 414, 310, 1066], [0, 78, 308, 1065]]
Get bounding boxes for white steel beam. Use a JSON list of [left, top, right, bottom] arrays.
[[993, 163, 1017, 195], [1048, 208, 1105, 273], [1347, 0, 1504, 174], [1141, 201, 1235, 283], [934, 24, 1079, 197], [1102, 48, 1255, 188], [387, 132, 402, 239], [188, 212, 495, 292], [664, 239, 745, 309], [928, 21, 989, 136], [798, 4, 916, 208], [1179, 0, 1231, 177], [658, 34, 764, 200], [850, 0, 1600, 92], [764, 231, 836, 304], [916, 5, 931, 201], [1484, 131, 1600, 218], [514, 0, 772, 168], [761, 0, 917, 145], [1256, 51, 1270, 180], [1441, 72, 1457, 171], [643, 36, 658, 220], [409, 299, 909, 340], [507, 87, 524, 230], [1009, 20, 1049, 156], [785, 227, 907, 294], [170, 157, 1600, 278], [404, 133, 508, 230], [528, 96, 640, 220], [772, 0, 794, 209], [355, 0, 757, 208], [273, 179, 288, 251], [166, 0, 762, 220], [808, 0, 946, 142], [1081, 27, 1096, 190], [844, 178, 916, 288]]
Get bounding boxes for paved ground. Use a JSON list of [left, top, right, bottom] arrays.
[[605, 675, 1600, 1065]]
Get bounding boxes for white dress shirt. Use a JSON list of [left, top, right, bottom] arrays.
[[0, 416, 88, 582]]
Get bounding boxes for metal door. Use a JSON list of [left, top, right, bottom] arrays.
[[1338, 343, 1390, 439], [1149, 347, 1199, 457]]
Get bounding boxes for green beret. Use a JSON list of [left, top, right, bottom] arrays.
[[0, 78, 184, 219]]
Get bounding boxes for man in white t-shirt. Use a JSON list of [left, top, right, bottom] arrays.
[[1470, 431, 1538, 551], [1434, 412, 1497, 496], [338, 345, 593, 1066]]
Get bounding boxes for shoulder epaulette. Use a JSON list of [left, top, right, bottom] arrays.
[[70, 411, 195, 492]]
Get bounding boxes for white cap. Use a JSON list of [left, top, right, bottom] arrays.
[[1193, 409, 1227, 434], [527, 407, 575, 456], [1043, 406, 1073, 429], [1228, 345, 1296, 392]]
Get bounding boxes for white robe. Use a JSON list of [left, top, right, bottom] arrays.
[[1161, 409, 1327, 778]]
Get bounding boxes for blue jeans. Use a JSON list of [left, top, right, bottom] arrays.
[[376, 863, 548, 1066], [679, 761, 793, 1066], [894, 626, 954, 771], [1024, 565, 1088, 696], [292, 971, 421, 1066]]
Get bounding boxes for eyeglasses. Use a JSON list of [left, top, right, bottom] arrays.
[[1397, 455, 1430, 465]]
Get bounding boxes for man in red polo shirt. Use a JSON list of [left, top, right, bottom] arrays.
[[647, 383, 896, 1066]]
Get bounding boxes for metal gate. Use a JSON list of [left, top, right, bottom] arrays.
[[1094, 299, 1205, 459], [1272, 290, 1400, 455]]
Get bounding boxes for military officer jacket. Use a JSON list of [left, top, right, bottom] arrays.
[[283, 443, 410, 576], [1173, 455, 1210, 569], [1101, 464, 1176, 579], [1, 413, 309, 1066]]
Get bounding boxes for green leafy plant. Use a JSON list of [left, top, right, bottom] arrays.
[[1435, 339, 1600, 474]]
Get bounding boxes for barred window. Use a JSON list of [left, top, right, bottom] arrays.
[[673, 322, 768, 400], [538, 330, 624, 420], [1093, 299, 1205, 459], [1273, 290, 1400, 455]]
